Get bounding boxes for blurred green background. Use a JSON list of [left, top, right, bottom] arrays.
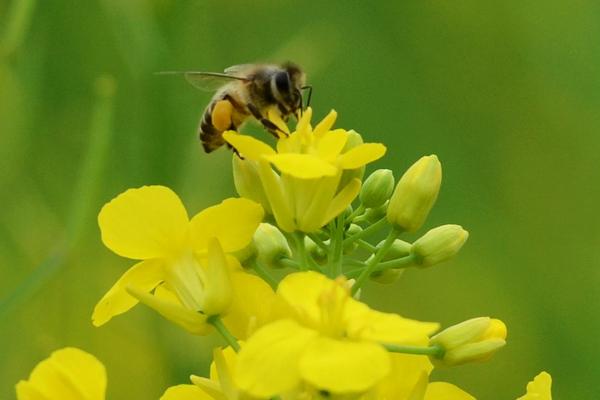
[[1, 0, 598, 398]]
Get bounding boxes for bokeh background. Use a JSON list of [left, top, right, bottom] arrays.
[[1, 0, 598, 398]]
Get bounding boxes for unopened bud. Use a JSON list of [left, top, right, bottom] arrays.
[[430, 317, 507, 366], [411, 224, 468, 267], [360, 169, 395, 208], [232, 156, 272, 214], [305, 236, 328, 262], [253, 223, 292, 269], [387, 155, 442, 232], [369, 239, 412, 283]]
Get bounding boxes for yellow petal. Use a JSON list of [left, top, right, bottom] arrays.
[[313, 109, 338, 139], [297, 175, 341, 232], [127, 285, 210, 335], [267, 107, 290, 136], [374, 354, 433, 400], [295, 107, 313, 139], [424, 382, 475, 400], [223, 271, 276, 339], [266, 154, 338, 179], [92, 259, 164, 327], [299, 338, 390, 393], [222, 132, 276, 161], [257, 161, 296, 232], [235, 319, 318, 398], [98, 185, 189, 259], [337, 143, 387, 169], [189, 377, 224, 400], [350, 307, 439, 346], [201, 238, 233, 316], [316, 129, 348, 162], [277, 131, 302, 153], [17, 348, 106, 400], [517, 371, 552, 400], [190, 198, 264, 253], [160, 384, 214, 400], [277, 271, 343, 325], [320, 178, 361, 227]]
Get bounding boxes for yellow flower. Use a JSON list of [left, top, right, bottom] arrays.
[[92, 185, 264, 334], [517, 372, 552, 400], [234, 271, 438, 398], [16, 347, 106, 400], [223, 108, 386, 232], [362, 354, 433, 400], [423, 382, 475, 400], [429, 317, 507, 366]]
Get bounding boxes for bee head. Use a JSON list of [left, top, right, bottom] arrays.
[[272, 63, 306, 114]]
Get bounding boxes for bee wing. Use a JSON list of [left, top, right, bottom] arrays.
[[223, 64, 258, 75], [156, 71, 250, 91]]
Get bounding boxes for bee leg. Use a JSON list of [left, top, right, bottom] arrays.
[[226, 142, 244, 159], [246, 103, 288, 139]]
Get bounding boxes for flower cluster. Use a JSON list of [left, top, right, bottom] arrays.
[[16, 108, 552, 399]]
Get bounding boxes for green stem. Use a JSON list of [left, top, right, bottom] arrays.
[[208, 315, 240, 352], [290, 232, 309, 271], [356, 239, 377, 253], [329, 215, 345, 277], [382, 343, 444, 358], [351, 228, 401, 295], [251, 260, 278, 289], [306, 232, 327, 251], [343, 216, 387, 247], [279, 258, 300, 270], [377, 254, 417, 270], [346, 204, 365, 222]]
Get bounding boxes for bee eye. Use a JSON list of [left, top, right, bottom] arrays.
[[275, 72, 290, 93]]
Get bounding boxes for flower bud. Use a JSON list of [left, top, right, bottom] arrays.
[[387, 155, 442, 232], [232, 156, 272, 214], [430, 317, 507, 366], [369, 239, 412, 283], [411, 224, 468, 267], [360, 169, 395, 208], [253, 223, 292, 269]]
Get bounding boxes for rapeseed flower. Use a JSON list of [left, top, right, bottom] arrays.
[[16, 348, 106, 400], [92, 185, 265, 335], [224, 108, 386, 232], [517, 372, 552, 400], [234, 271, 438, 398]]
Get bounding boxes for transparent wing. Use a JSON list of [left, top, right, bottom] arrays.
[[155, 71, 249, 92], [223, 64, 259, 75]]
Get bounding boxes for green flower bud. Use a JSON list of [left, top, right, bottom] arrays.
[[232, 156, 272, 214], [360, 169, 395, 208], [387, 155, 442, 232], [411, 224, 468, 267], [430, 317, 507, 366], [369, 239, 412, 284], [343, 224, 362, 254], [253, 223, 291, 269]]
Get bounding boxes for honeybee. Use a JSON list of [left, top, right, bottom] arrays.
[[160, 62, 311, 153]]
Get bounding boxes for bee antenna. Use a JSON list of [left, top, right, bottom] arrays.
[[301, 85, 313, 109]]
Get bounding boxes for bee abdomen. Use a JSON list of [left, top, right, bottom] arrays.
[[198, 102, 227, 153]]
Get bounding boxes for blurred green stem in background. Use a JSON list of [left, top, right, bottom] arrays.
[[0, 75, 117, 321], [1, 0, 36, 60]]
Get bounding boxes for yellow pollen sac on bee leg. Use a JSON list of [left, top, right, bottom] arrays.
[[212, 100, 234, 131]]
